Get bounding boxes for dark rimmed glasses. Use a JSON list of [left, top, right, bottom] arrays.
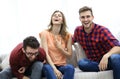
[[25, 51, 39, 57]]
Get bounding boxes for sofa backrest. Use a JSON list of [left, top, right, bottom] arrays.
[[67, 43, 86, 67], [0, 42, 86, 70]]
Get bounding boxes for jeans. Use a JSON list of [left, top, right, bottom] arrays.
[[78, 54, 120, 79], [43, 64, 74, 79], [0, 61, 43, 79]]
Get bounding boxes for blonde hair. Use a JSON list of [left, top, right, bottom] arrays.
[[48, 10, 68, 41]]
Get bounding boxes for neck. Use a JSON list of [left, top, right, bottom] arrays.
[[84, 23, 93, 34], [51, 25, 61, 35]]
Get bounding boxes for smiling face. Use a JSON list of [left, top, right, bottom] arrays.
[[80, 10, 94, 30], [52, 11, 63, 25], [22, 46, 39, 62]]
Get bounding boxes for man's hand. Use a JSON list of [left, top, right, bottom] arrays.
[[99, 53, 110, 71], [22, 76, 30, 79], [18, 67, 26, 73]]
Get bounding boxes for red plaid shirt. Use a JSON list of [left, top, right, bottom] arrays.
[[73, 23, 120, 62]]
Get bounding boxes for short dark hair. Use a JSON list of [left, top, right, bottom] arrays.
[[23, 36, 40, 50], [79, 6, 93, 16]]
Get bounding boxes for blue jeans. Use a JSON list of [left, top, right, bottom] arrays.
[[0, 61, 43, 79], [43, 64, 74, 79], [78, 54, 120, 79]]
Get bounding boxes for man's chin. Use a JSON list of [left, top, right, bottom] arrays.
[[83, 24, 91, 29], [84, 26, 90, 29], [29, 59, 35, 62]]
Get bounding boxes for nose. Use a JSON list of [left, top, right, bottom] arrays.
[[31, 55, 36, 60], [84, 17, 88, 21]]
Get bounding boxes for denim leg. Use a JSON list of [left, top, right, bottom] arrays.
[[78, 58, 99, 72], [109, 54, 120, 79], [58, 64, 74, 79], [0, 67, 12, 79], [43, 64, 57, 79], [30, 61, 43, 79]]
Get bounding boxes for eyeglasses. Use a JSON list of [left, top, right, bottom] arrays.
[[25, 51, 39, 57]]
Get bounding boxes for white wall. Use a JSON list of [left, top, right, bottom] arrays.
[[0, 0, 120, 54]]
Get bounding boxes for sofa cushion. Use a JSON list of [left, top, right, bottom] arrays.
[[98, 70, 113, 79], [74, 67, 113, 79], [67, 45, 77, 67], [0, 42, 114, 79], [73, 43, 86, 62], [0, 54, 10, 70], [74, 67, 98, 79]]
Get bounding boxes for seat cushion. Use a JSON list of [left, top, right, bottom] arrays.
[[98, 70, 113, 79], [0, 54, 10, 69], [74, 67, 113, 79]]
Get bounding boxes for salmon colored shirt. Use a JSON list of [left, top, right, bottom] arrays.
[[40, 30, 71, 66]]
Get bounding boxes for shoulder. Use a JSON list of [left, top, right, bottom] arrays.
[[95, 24, 109, 30], [10, 43, 23, 63], [74, 26, 83, 32], [94, 24, 110, 33], [39, 30, 49, 38], [11, 43, 23, 53], [40, 30, 49, 35], [66, 32, 72, 38], [38, 47, 46, 56]]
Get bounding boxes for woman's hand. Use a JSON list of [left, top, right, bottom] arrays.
[[54, 36, 62, 50], [54, 68, 63, 79]]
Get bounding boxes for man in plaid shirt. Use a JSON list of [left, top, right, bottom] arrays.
[[73, 6, 120, 79]]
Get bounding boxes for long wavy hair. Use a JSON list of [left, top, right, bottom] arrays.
[[47, 10, 68, 40]]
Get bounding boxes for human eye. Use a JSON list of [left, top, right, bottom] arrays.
[[58, 14, 62, 17], [27, 52, 33, 55], [81, 16, 85, 19], [86, 15, 90, 18]]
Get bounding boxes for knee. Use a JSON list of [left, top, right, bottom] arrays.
[[65, 64, 74, 72], [32, 61, 43, 70], [110, 54, 120, 63], [43, 64, 52, 71], [0, 68, 12, 78], [78, 59, 89, 69]]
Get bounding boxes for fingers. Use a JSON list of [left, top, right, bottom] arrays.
[[55, 71, 63, 79], [18, 67, 26, 73], [56, 74, 63, 79], [99, 63, 107, 71]]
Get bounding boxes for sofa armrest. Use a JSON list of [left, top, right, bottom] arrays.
[[67, 43, 86, 67], [67, 45, 78, 67], [73, 43, 86, 62], [0, 54, 10, 70]]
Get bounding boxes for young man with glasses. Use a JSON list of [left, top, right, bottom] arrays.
[[0, 36, 46, 79]]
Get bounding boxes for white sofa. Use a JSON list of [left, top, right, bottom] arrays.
[[71, 43, 113, 79], [0, 43, 114, 79]]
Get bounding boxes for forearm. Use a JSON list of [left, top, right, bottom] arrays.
[[58, 47, 72, 57], [106, 46, 120, 57], [46, 54, 57, 70], [58, 37, 72, 57]]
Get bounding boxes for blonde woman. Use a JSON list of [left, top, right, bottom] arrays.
[[39, 10, 74, 79]]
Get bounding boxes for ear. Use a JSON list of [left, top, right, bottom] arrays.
[[79, 16, 81, 21], [92, 15, 94, 20], [22, 48, 25, 53]]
